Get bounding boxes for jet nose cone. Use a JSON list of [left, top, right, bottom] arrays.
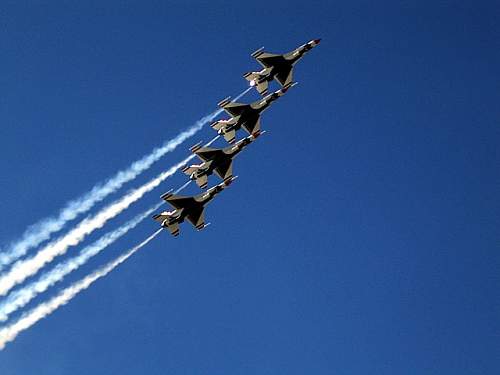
[[313, 38, 321, 44]]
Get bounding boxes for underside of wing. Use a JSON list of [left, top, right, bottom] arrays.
[[242, 117, 261, 135], [214, 159, 233, 180], [256, 53, 286, 68], [223, 103, 248, 117], [275, 67, 293, 86], [164, 195, 196, 210], [186, 208, 205, 230], [195, 147, 223, 162], [181, 165, 199, 176]]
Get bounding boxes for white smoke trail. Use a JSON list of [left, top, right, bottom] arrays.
[[0, 203, 162, 322], [0, 155, 195, 296], [0, 87, 251, 271], [0, 229, 162, 350], [0, 178, 195, 322], [0, 116, 209, 270]]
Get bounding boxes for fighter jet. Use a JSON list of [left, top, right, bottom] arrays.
[[243, 39, 321, 96], [211, 83, 295, 143], [152, 177, 236, 236], [181, 131, 263, 189]]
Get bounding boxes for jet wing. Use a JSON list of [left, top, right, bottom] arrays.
[[241, 117, 261, 135], [255, 52, 287, 68], [222, 102, 249, 117], [275, 66, 293, 86], [214, 159, 233, 181], [195, 147, 224, 162], [186, 208, 205, 230], [163, 195, 197, 210]]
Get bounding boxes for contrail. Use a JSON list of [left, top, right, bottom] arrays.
[[0, 155, 195, 296], [0, 229, 162, 350], [0, 178, 194, 322], [0, 87, 251, 271], [0, 203, 162, 322]]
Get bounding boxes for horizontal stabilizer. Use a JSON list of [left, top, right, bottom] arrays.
[[243, 73, 269, 96], [166, 221, 180, 237], [223, 129, 236, 144], [256, 81, 269, 96], [195, 174, 208, 189], [181, 165, 199, 177], [211, 120, 225, 131]]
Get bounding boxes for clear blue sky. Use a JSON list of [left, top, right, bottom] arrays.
[[0, 1, 499, 374]]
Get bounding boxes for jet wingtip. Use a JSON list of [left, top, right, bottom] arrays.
[[160, 190, 173, 200], [217, 97, 231, 107], [251, 46, 265, 58], [190, 141, 203, 153], [282, 81, 298, 92], [224, 175, 238, 186]]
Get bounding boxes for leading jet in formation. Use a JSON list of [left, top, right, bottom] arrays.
[[153, 38, 320, 236], [211, 83, 296, 143], [153, 177, 237, 236], [244, 39, 321, 96], [182, 131, 263, 189]]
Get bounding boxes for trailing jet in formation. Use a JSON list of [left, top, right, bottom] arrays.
[[244, 39, 321, 95], [154, 39, 320, 236], [182, 131, 263, 189], [153, 177, 237, 236], [211, 83, 296, 143]]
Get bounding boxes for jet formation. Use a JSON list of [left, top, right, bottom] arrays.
[[153, 39, 321, 236]]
